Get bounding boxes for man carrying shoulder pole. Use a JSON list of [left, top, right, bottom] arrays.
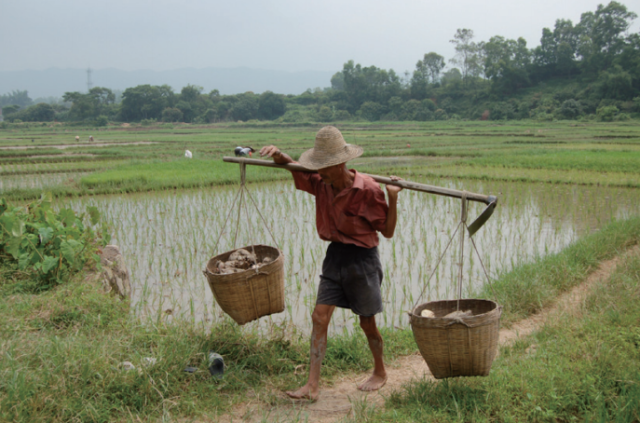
[[260, 126, 402, 400]]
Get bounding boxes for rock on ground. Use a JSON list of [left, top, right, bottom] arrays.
[[99, 245, 131, 299]]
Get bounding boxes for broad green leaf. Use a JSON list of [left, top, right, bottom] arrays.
[[58, 209, 76, 227], [6, 237, 22, 259], [41, 255, 58, 274], [60, 239, 83, 264], [38, 227, 54, 244], [87, 206, 100, 225], [0, 214, 16, 235], [18, 252, 33, 270], [9, 219, 25, 237]]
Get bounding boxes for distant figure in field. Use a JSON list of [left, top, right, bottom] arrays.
[[234, 146, 255, 157], [89, 135, 94, 142], [75, 136, 80, 142], [184, 149, 193, 159]]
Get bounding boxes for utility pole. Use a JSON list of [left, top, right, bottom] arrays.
[[87, 67, 93, 92]]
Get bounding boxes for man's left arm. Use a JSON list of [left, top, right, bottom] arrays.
[[380, 176, 402, 238]]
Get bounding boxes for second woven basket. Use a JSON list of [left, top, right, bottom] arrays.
[[410, 298, 502, 379]]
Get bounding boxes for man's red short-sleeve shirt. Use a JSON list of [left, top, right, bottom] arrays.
[[292, 169, 389, 248]]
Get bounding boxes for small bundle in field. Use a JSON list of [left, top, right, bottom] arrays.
[[204, 245, 284, 325]]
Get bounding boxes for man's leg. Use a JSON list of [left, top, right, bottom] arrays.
[[286, 304, 335, 400], [358, 315, 387, 391]]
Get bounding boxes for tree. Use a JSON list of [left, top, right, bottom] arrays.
[[120, 85, 175, 121], [229, 93, 258, 121], [330, 72, 345, 90], [340, 60, 402, 113], [358, 101, 384, 121], [63, 91, 96, 120], [180, 85, 203, 103], [450, 29, 483, 81], [0, 90, 32, 108], [258, 91, 286, 120], [162, 107, 183, 122], [576, 1, 638, 74], [483, 36, 531, 94], [29, 103, 56, 121], [421, 53, 446, 83], [598, 66, 633, 99]]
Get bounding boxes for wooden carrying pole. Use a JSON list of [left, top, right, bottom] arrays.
[[222, 156, 498, 235]]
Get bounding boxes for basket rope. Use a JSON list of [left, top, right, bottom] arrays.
[[412, 192, 497, 312], [211, 160, 282, 271]]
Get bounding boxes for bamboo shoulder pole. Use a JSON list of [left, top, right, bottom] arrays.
[[223, 157, 497, 206]]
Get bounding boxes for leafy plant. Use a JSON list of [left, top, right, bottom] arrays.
[[0, 194, 110, 289]]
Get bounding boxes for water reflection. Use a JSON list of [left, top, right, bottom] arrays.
[[61, 178, 640, 334]]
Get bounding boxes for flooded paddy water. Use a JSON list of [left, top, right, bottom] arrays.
[[61, 177, 640, 335]]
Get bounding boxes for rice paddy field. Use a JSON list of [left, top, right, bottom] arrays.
[[2, 120, 640, 333], [2, 120, 640, 422]]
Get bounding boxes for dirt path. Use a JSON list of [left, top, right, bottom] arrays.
[[218, 246, 639, 423]]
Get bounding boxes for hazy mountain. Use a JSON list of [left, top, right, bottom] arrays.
[[0, 67, 335, 99]]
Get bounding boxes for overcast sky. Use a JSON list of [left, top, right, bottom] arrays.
[[2, 0, 639, 75]]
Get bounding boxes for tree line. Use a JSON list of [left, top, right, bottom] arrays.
[[2, 1, 639, 125]]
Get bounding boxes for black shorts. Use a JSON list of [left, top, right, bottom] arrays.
[[316, 242, 384, 317]]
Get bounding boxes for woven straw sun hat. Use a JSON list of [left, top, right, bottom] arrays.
[[298, 126, 363, 170]]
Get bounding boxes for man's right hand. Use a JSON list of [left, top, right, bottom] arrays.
[[260, 145, 292, 165]]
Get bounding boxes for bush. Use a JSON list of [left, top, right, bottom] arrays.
[[596, 105, 619, 122], [94, 115, 108, 127], [334, 110, 351, 121], [161, 107, 183, 123], [358, 101, 384, 121], [490, 102, 516, 120], [315, 105, 334, 122], [559, 99, 583, 119], [615, 112, 631, 121], [0, 195, 110, 290], [434, 109, 448, 121]]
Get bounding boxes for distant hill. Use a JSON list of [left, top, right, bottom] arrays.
[[0, 67, 335, 99]]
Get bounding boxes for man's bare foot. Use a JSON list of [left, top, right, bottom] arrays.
[[286, 384, 319, 401], [358, 373, 387, 392]]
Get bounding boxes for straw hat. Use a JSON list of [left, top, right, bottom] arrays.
[[298, 126, 363, 170]]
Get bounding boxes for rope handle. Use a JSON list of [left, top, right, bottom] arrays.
[[209, 160, 282, 268], [411, 192, 498, 314]]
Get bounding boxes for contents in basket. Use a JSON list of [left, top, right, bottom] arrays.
[[444, 309, 473, 319], [420, 309, 435, 318], [212, 248, 274, 274]]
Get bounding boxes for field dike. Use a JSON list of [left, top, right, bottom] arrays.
[[215, 245, 640, 423]]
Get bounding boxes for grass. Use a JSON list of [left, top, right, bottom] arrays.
[[483, 215, 640, 326]]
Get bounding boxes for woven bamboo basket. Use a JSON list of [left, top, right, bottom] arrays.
[[410, 299, 502, 379], [203, 245, 285, 325]]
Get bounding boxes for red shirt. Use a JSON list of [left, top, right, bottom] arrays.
[[292, 169, 389, 248]]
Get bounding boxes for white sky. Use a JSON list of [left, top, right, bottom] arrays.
[[2, 0, 639, 74]]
